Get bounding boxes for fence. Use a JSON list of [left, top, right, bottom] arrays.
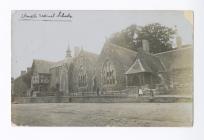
[[12, 95, 192, 104]]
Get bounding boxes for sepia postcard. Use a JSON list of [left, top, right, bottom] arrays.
[[11, 10, 193, 126]]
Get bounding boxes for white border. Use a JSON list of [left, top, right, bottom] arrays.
[[0, 0, 204, 140]]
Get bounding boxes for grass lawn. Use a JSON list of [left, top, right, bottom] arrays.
[[11, 103, 193, 127]]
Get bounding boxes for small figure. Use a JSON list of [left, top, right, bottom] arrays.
[[149, 88, 154, 101], [138, 88, 143, 96]]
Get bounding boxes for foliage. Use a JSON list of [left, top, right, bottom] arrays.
[[138, 23, 176, 53], [109, 25, 140, 51], [109, 23, 176, 54]]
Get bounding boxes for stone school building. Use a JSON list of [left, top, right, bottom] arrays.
[[12, 40, 193, 97]]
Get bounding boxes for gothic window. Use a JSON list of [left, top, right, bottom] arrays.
[[78, 65, 87, 87], [101, 60, 116, 85]]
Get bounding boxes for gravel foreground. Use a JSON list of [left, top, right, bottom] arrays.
[[11, 103, 193, 127]]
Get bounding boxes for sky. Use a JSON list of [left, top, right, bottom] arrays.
[[11, 10, 193, 78]]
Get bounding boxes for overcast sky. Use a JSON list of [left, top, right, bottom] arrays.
[[12, 10, 193, 78]]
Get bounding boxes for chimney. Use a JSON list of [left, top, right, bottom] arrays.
[[136, 39, 150, 53], [176, 36, 182, 48], [74, 46, 80, 57], [21, 70, 26, 76], [142, 40, 150, 53], [174, 25, 182, 48]]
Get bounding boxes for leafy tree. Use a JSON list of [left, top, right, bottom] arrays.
[[138, 23, 176, 53], [109, 23, 176, 54], [109, 25, 141, 51]]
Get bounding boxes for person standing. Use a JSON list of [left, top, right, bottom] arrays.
[[138, 87, 143, 96], [150, 88, 154, 99]]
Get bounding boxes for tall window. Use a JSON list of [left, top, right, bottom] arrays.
[[78, 65, 87, 87], [102, 60, 116, 85]]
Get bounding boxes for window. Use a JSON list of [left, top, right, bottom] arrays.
[[101, 60, 116, 85], [32, 75, 39, 84], [78, 65, 87, 87]]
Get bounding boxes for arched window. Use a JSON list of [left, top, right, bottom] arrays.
[[101, 60, 116, 85], [59, 65, 69, 93], [78, 65, 87, 87]]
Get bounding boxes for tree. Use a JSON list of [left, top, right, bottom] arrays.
[[109, 25, 141, 51], [109, 23, 176, 54], [138, 23, 176, 53]]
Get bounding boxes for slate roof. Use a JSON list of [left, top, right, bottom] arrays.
[[50, 57, 73, 69], [99, 42, 138, 71], [154, 46, 193, 71], [125, 59, 148, 74], [50, 50, 98, 69], [32, 59, 55, 74], [78, 50, 98, 64], [125, 51, 166, 75]]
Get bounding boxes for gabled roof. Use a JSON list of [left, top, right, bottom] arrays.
[[99, 42, 137, 70], [125, 59, 150, 74], [72, 50, 99, 68], [125, 51, 166, 75], [50, 50, 98, 69], [154, 46, 193, 71], [50, 57, 73, 69], [78, 50, 98, 63], [50, 59, 65, 68], [32, 59, 55, 74]]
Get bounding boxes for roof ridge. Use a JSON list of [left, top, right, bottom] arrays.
[[33, 59, 56, 63], [82, 50, 99, 56], [108, 42, 137, 54]]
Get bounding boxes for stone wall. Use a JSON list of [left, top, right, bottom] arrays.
[[168, 68, 193, 95], [155, 47, 193, 95], [71, 53, 97, 93], [95, 43, 136, 92], [49, 67, 61, 90]]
